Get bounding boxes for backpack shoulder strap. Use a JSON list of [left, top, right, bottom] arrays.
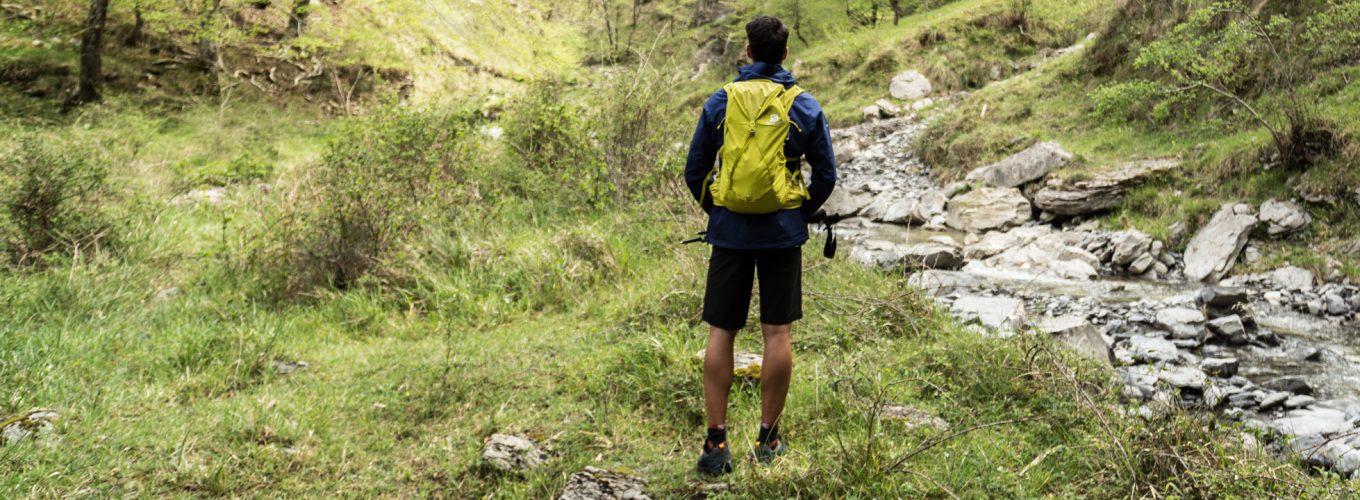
[[781, 85, 805, 133]]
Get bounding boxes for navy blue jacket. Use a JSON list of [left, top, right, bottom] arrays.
[[684, 62, 837, 250]]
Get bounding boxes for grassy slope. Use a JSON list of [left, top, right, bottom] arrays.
[[0, 1, 1352, 497]]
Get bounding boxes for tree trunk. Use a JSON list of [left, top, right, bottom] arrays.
[[287, 0, 309, 37], [76, 0, 110, 104], [124, 6, 143, 47], [889, 0, 902, 25]]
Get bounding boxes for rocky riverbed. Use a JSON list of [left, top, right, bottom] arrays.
[[826, 108, 1360, 477]]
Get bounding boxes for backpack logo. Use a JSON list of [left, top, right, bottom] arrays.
[[767, 113, 781, 124]]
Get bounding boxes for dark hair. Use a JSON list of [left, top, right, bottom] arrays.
[[745, 16, 788, 64]]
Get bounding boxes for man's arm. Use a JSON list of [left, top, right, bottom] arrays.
[[684, 91, 726, 212], [801, 107, 837, 216]]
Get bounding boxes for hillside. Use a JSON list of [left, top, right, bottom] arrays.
[[2, 0, 1359, 497]]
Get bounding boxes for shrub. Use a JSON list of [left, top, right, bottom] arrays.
[[0, 135, 117, 267], [503, 80, 610, 207], [592, 55, 690, 201], [268, 104, 480, 294]]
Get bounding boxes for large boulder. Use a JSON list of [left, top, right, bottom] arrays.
[[1110, 230, 1154, 267], [1037, 315, 1113, 366], [945, 187, 1032, 233], [879, 191, 947, 225], [1272, 266, 1316, 292], [483, 434, 549, 472], [1274, 407, 1352, 437], [951, 296, 1026, 333], [1154, 307, 1206, 340], [1032, 159, 1179, 216], [821, 188, 874, 217], [963, 226, 1053, 260], [969, 233, 1100, 280], [889, 70, 932, 100], [1184, 203, 1257, 283], [1259, 199, 1311, 237], [964, 141, 1071, 188], [560, 467, 649, 500]]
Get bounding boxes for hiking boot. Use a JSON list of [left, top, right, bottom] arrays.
[[753, 439, 788, 464], [696, 441, 733, 475]]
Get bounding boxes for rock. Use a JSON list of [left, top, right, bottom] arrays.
[[860, 105, 882, 122], [483, 434, 548, 472], [969, 233, 1100, 280], [1128, 253, 1156, 275], [0, 411, 59, 446], [821, 188, 874, 217], [271, 360, 310, 374], [1199, 357, 1239, 377], [907, 270, 985, 296], [951, 296, 1025, 333], [879, 191, 946, 225], [911, 98, 934, 111], [1292, 437, 1360, 477], [1184, 203, 1257, 283], [1285, 395, 1317, 409], [155, 286, 181, 302], [1156, 366, 1208, 389], [1197, 286, 1248, 311], [1032, 159, 1179, 216], [1038, 315, 1113, 366], [1275, 407, 1353, 436], [1154, 307, 1206, 340], [1110, 230, 1154, 267], [1272, 266, 1316, 292], [889, 70, 932, 100], [560, 467, 649, 500], [1117, 335, 1180, 364], [1262, 376, 1313, 395], [964, 141, 1071, 188], [1259, 392, 1290, 411], [1259, 199, 1311, 237], [1325, 293, 1349, 316], [879, 405, 950, 431], [874, 98, 901, 117], [696, 350, 763, 380], [962, 226, 1051, 260], [1206, 315, 1248, 345], [945, 187, 1032, 233], [171, 187, 228, 206], [898, 242, 964, 270]]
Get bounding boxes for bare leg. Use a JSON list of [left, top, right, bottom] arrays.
[[703, 325, 737, 429], [759, 323, 793, 428]]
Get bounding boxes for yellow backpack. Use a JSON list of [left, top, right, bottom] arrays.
[[704, 80, 809, 214]]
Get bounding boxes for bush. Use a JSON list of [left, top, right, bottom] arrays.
[[265, 104, 480, 295], [0, 135, 117, 267], [503, 80, 610, 207]]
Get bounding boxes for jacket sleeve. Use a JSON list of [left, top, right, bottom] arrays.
[[800, 104, 837, 216], [684, 90, 726, 212]]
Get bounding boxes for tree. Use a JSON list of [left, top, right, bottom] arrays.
[[889, 0, 901, 25], [76, 0, 111, 104]]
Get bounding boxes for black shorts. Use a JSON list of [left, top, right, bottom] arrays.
[[702, 246, 803, 331]]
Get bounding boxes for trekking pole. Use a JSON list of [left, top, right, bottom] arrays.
[[681, 231, 707, 245], [808, 210, 844, 259]]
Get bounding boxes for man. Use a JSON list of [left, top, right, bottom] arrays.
[[683, 16, 836, 475]]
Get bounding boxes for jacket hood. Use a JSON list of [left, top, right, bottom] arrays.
[[735, 62, 796, 87]]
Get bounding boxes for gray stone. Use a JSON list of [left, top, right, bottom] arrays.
[[821, 188, 874, 217], [907, 270, 985, 296], [879, 404, 950, 431], [1272, 266, 1316, 291], [1262, 376, 1314, 395], [861, 105, 882, 122], [1285, 395, 1317, 409], [1118, 335, 1180, 364], [874, 98, 902, 118], [1206, 315, 1248, 345], [1325, 293, 1349, 316], [1031, 159, 1179, 216], [951, 296, 1026, 333], [1184, 203, 1256, 282], [964, 141, 1071, 188], [889, 70, 932, 100], [898, 242, 964, 270], [1154, 307, 1206, 340], [1200, 357, 1239, 378], [483, 434, 548, 472], [945, 187, 1032, 233], [1197, 286, 1248, 311], [696, 350, 763, 380], [1156, 366, 1208, 389], [969, 233, 1101, 280], [1259, 392, 1290, 411], [1111, 230, 1154, 267], [1259, 199, 1311, 237], [1128, 253, 1156, 275], [1038, 315, 1113, 366], [560, 467, 649, 500], [879, 191, 946, 225], [1275, 407, 1352, 436], [272, 360, 310, 375], [962, 226, 1051, 260], [0, 411, 59, 446]]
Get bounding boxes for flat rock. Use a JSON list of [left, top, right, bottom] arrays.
[[945, 187, 1032, 233], [889, 70, 932, 100], [907, 270, 985, 296], [483, 434, 548, 472], [1275, 407, 1352, 437], [1156, 365, 1208, 389], [1117, 335, 1180, 364], [951, 296, 1025, 333], [560, 467, 649, 500], [1199, 357, 1239, 377], [0, 410, 59, 446], [696, 350, 763, 380], [1154, 307, 1206, 340], [1272, 266, 1316, 292], [1206, 315, 1248, 345], [1259, 199, 1311, 237], [972, 233, 1100, 280], [879, 191, 947, 225], [1038, 315, 1113, 366], [898, 242, 964, 270], [964, 141, 1071, 188], [821, 188, 874, 218], [962, 226, 1052, 260], [1110, 230, 1154, 267], [1262, 376, 1314, 395], [879, 404, 950, 431], [1032, 159, 1178, 216], [1184, 203, 1257, 283], [1285, 395, 1317, 409], [1197, 286, 1248, 311]]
